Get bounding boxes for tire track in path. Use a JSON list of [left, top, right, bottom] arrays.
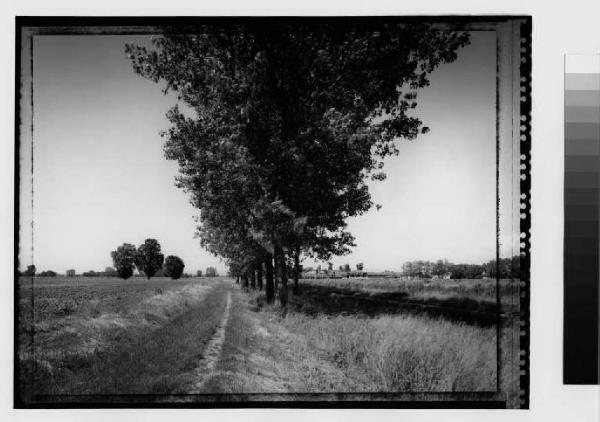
[[191, 288, 232, 391]]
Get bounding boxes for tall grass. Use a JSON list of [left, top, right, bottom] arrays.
[[278, 311, 497, 392]]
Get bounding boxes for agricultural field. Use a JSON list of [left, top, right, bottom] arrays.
[[17, 276, 227, 399], [17, 274, 520, 405], [291, 277, 521, 323]]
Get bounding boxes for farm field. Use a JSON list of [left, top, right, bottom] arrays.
[[17, 276, 227, 400], [17, 275, 520, 405], [291, 277, 520, 324]]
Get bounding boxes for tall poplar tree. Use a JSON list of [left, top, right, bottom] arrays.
[[127, 21, 469, 305]]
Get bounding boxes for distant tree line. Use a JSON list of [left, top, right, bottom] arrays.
[[402, 256, 521, 279], [18, 239, 213, 281], [302, 262, 366, 277], [21, 264, 214, 280]]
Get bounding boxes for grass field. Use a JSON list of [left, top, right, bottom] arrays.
[[17, 275, 520, 405], [300, 276, 517, 301], [290, 277, 520, 325]]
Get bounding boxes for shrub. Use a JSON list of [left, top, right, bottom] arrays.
[[23, 265, 36, 276], [164, 256, 185, 280]]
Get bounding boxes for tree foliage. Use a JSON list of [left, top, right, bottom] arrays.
[[111, 243, 137, 279], [164, 255, 185, 279], [126, 22, 470, 305], [134, 239, 165, 280]]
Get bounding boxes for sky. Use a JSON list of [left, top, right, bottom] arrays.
[[19, 30, 518, 274]]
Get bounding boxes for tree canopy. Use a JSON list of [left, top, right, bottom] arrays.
[[134, 238, 165, 279], [111, 243, 137, 279], [164, 255, 185, 279], [127, 22, 469, 304]]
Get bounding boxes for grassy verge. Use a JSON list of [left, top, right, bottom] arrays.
[[204, 288, 499, 394], [278, 311, 497, 391], [199, 288, 359, 394]]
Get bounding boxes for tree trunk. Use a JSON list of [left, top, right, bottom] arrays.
[[274, 246, 288, 307], [242, 275, 249, 289], [265, 254, 274, 303], [236, 276, 240, 284], [250, 269, 256, 289], [274, 261, 279, 293], [293, 245, 300, 295], [257, 264, 263, 290]]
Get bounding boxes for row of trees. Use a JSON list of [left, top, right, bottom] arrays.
[[126, 23, 469, 305], [19, 263, 217, 279], [302, 262, 364, 273], [111, 238, 185, 280], [18, 266, 105, 278], [401, 256, 521, 279]]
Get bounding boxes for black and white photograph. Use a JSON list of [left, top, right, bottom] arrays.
[[15, 16, 530, 408]]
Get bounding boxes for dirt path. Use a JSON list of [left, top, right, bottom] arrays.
[[189, 285, 360, 395], [190, 289, 232, 391]]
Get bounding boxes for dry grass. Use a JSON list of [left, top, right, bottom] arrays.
[[17, 275, 520, 405], [278, 311, 497, 392], [206, 289, 501, 395], [199, 288, 360, 394]]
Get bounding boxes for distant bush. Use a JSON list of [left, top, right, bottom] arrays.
[[66, 269, 76, 277], [82, 270, 98, 277], [196, 270, 203, 277], [104, 267, 118, 277], [205, 267, 218, 277], [39, 270, 57, 277], [164, 255, 185, 280], [22, 265, 36, 276]]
